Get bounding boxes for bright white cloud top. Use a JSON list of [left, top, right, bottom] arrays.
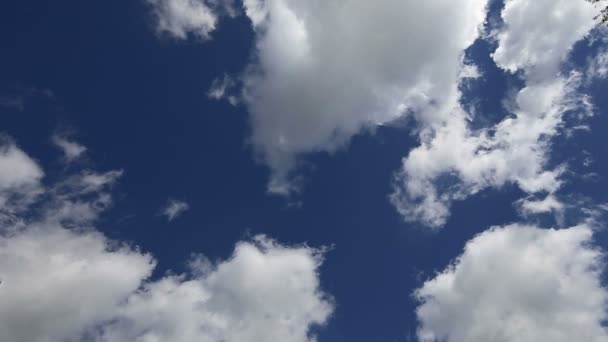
[[0, 140, 333, 342], [415, 223, 608, 342], [240, 0, 488, 194]]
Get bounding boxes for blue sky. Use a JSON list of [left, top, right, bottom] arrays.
[[1, 1, 608, 341]]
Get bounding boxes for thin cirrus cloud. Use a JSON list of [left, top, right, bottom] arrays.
[[415, 223, 608, 342], [0, 137, 334, 342]]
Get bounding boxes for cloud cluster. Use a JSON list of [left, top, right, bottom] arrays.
[[390, 0, 599, 228], [391, 70, 590, 227], [0, 139, 333, 342], [240, 0, 488, 194], [415, 223, 608, 342], [151, 0, 604, 229]]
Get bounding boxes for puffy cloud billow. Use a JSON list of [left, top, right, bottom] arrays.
[[240, 0, 488, 194], [390, 70, 591, 228], [156, 0, 604, 230], [0, 139, 333, 342], [390, 0, 600, 228], [147, 0, 238, 40], [415, 223, 608, 342], [0, 137, 43, 215]]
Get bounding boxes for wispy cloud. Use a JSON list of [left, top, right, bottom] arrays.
[[0, 86, 54, 112], [160, 198, 190, 221], [51, 133, 87, 162]]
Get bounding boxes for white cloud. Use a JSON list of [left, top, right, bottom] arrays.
[[492, 0, 597, 79], [0, 226, 155, 342], [208, 74, 239, 106], [97, 236, 332, 342], [518, 194, 564, 216], [147, 0, 219, 40], [391, 71, 587, 228], [52, 134, 87, 161], [239, 0, 488, 194], [42, 169, 123, 226], [390, 0, 599, 228], [161, 198, 190, 221], [587, 47, 608, 80], [415, 223, 608, 342], [0, 139, 333, 342], [0, 228, 332, 342], [0, 137, 43, 216]]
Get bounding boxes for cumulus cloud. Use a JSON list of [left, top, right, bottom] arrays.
[[239, 0, 488, 194], [0, 226, 155, 342], [160, 198, 190, 221], [391, 71, 589, 228], [0, 139, 333, 342], [147, 0, 219, 40], [415, 223, 608, 342], [0, 137, 43, 216], [52, 134, 87, 161], [0, 229, 332, 342], [390, 0, 599, 228], [492, 0, 597, 79], [97, 236, 332, 342]]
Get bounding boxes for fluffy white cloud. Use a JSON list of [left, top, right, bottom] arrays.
[[390, 0, 599, 228], [0, 139, 333, 342], [0, 226, 155, 342], [0, 228, 332, 342], [492, 0, 597, 79], [415, 223, 608, 342], [52, 134, 87, 161], [0, 137, 43, 215], [239, 0, 488, 194], [160, 198, 190, 221], [97, 236, 332, 342], [147, 0, 220, 40], [391, 71, 589, 227]]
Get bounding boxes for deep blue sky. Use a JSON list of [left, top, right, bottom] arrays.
[[1, 1, 607, 341]]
